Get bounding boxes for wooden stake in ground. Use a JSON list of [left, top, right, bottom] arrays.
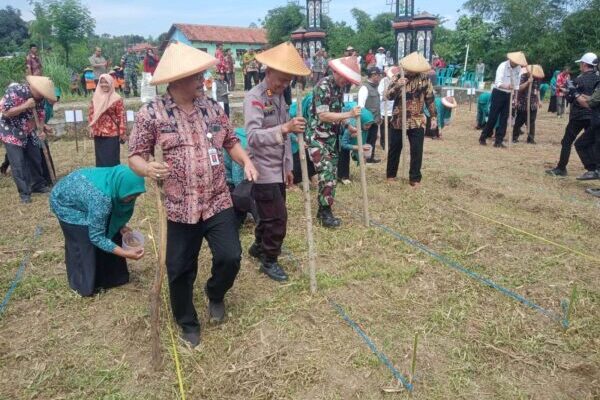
[[295, 89, 317, 294], [507, 90, 514, 149], [526, 66, 533, 139], [150, 148, 168, 370], [383, 79, 390, 159], [32, 108, 56, 184], [399, 67, 409, 179], [354, 109, 370, 227]]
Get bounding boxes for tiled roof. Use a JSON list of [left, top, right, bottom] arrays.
[[128, 42, 157, 52], [174, 24, 268, 45]]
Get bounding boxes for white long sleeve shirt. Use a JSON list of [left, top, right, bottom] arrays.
[[358, 86, 368, 107], [378, 78, 394, 117], [493, 60, 521, 93], [375, 53, 386, 70]]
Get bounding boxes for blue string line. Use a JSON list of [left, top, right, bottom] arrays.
[[0, 226, 43, 317], [329, 299, 414, 392], [368, 219, 569, 328]]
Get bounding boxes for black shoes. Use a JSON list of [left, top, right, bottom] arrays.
[[545, 168, 567, 177], [204, 284, 225, 323], [33, 186, 51, 194], [248, 242, 264, 260], [317, 205, 341, 228], [260, 260, 289, 282], [585, 188, 600, 197], [20, 195, 31, 204], [366, 158, 381, 164], [181, 329, 200, 348], [493, 143, 507, 149], [479, 137, 487, 146]]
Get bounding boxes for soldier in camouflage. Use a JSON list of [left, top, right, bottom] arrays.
[[305, 56, 361, 228], [120, 47, 139, 98]]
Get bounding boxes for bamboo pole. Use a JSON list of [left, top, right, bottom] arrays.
[[508, 90, 514, 149], [32, 108, 56, 184], [399, 67, 408, 179], [354, 109, 370, 227], [150, 148, 167, 370], [526, 66, 533, 140], [295, 88, 317, 294], [384, 79, 390, 159]]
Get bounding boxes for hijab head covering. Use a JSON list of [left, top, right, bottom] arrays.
[[89, 73, 121, 127], [80, 165, 146, 239]]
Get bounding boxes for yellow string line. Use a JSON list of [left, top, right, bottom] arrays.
[[448, 203, 597, 263], [147, 221, 187, 400]]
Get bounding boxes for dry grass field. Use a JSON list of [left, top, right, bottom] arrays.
[[0, 102, 598, 399]]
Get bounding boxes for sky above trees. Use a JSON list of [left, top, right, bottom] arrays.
[[7, 0, 463, 37]]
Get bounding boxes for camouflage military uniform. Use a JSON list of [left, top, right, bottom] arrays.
[[305, 75, 344, 207], [121, 53, 139, 97]]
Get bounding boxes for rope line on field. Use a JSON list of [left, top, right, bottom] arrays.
[[0, 226, 43, 318]]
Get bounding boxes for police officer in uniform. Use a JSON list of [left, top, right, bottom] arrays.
[[244, 42, 311, 282]]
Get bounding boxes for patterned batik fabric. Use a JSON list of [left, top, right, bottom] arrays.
[[129, 93, 239, 224], [0, 83, 45, 147], [307, 135, 339, 207], [89, 99, 126, 138], [516, 76, 540, 112], [305, 75, 344, 141], [386, 73, 436, 130]]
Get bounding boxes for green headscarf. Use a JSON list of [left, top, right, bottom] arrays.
[[80, 165, 146, 239]]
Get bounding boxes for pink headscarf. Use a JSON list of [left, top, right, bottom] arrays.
[[89, 73, 121, 127]]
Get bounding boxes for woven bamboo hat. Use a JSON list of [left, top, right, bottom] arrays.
[[399, 52, 431, 73], [26, 75, 57, 102], [151, 41, 218, 85], [532, 64, 545, 79], [329, 56, 362, 85], [507, 51, 528, 67], [255, 42, 311, 77]]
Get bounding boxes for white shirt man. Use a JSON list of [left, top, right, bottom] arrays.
[[375, 49, 386, 70], [493, 60, 521, 93]]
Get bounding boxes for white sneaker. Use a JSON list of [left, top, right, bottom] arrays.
[[341, 179, 352, 185]]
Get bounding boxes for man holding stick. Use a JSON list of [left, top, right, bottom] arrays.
[[385, 52, 436, 187], [512, 65, 544, 144], [128, 42, 258, 347], [479, 51, 527, 148], [244, 42, 311, 282], [305, 56, 361, 228]]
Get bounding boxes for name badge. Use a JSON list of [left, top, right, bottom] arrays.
[[208, 147, 220, 166]]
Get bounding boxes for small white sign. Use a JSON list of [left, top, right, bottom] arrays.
[[65, 110, 75, 123], [467, 88, 476, 95], [75, 110, 83, 122], [446, 89, 455, 97], [126, 110, 135, 122]]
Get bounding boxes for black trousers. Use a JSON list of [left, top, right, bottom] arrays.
[[481, 89, 511, 144], [513, 109, 537, 141], [292, 150, 316, 184], [4, 140, 46, 197], [337, 147, 351, 180], [386, 127, 425, 182], [575, 124, 597, 171], [252, 183, 287, 262], [94, 136, 121, 167], [166, 209, 241, 333], [366, 123, 379, 159], [59, 221, 128, 297], [223, 102, 230, 117], [244, 71, 259, 90], [557, 119, 590, 170], [226, 72, 235, 91]]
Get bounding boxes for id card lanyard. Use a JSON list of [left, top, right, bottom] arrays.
[[207, 123, 221, 167]]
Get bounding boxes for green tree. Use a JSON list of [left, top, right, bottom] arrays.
[[262, 4, 305, 45], [0, 6, 29, 56], [31, 0, 95, 66], [28, 1, 52, 51]]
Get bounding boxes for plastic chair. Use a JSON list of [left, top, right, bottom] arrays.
[[436, 68, 446, 86]]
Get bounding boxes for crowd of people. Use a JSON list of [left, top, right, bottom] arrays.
[[2, 38, 599, 348]]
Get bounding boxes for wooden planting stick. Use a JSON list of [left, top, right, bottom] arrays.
[[400, 67, 408, 179], [150, 147, 168, 370], [354, 110, 370, 227], [295, 88, 317, 294], [527, 66, 533, 140], [384, 79, 390, 159], [508, 90, 514, 149], [32, 109, 56, 184]]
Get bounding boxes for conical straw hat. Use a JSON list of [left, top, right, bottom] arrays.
[[399, 52, 431, 73], [532, 64, 545, 79], [26, 75, 57, 102], [255, 42, 311, 77], [328, 56, 361, 85], [507, 51, 527, 67], [151, 41, 218, 85]]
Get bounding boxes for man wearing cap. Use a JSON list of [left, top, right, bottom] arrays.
[[385, 52, 436, 187], [512, 65, 544, 144], [375, 47, 386, 71], [479, 51, 527, 148], [579, 72, 600, 196], [128, 42, 258, 347], [306, 56, 361, 227], [243, 42, 311, 282], [358, 66, 382, 163], [546, 53, 600, 178], [0, 76, 55, 203]]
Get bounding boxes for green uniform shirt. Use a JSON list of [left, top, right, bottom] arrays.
[[306, 75, 344, 140], [589, 87, 600, 109]]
